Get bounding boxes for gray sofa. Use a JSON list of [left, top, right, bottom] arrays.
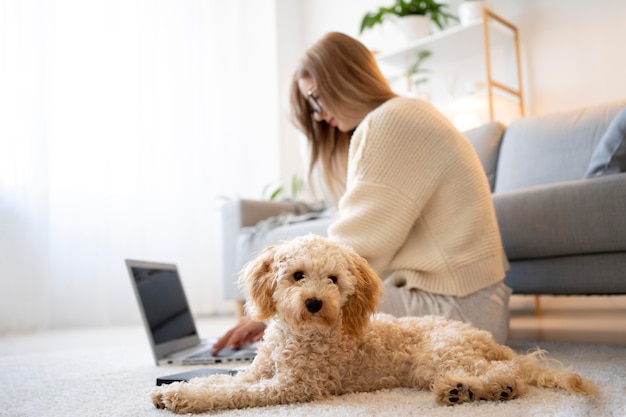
[[221, 101, 626, 302]]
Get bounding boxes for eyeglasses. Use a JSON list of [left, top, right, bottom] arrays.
[[306, 87, 323, 116]]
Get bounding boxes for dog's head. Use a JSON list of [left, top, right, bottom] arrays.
[[239, 234, 382, 338]]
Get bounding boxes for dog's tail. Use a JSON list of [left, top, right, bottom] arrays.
[[516, 348, 597, 395]]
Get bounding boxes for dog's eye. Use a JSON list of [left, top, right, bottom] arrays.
[[293, 271, 305, 281], [329, 276, 337, 284]]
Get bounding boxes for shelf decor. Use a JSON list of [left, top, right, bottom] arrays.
[[359, 0, 458, 42], [376, 8, 524, 124], [458, 0, 488, 26]]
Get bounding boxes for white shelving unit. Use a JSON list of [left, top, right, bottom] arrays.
[[376, 9, 524, 122], [377, 20, 485, 67]]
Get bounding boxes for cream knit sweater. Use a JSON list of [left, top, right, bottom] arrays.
[[328, 97, 508, 297]]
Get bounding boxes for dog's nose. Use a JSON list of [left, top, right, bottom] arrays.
[[305, 298, 323, 313]]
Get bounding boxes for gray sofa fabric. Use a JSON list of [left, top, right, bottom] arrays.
[[462, 122, 506, 191], [494, 103, 625, 193], [222, 100, 626, 300], [504, 253, 626, 295], [490, 101, 626, 295], [494, 173, 626, 260]]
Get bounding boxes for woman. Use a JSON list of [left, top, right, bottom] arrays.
[[213, 32, 510, 352]]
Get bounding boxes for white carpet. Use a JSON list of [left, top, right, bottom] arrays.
[[1, 321, 624, 417]]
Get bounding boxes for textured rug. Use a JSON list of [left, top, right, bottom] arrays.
[[0, 325, 624, 417]]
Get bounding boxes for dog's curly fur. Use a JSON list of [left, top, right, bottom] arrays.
[[152, 234, 597, 413]]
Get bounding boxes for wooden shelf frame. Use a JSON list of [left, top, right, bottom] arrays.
[[376, 8, 525, 122], [482, 8, 525, 121]]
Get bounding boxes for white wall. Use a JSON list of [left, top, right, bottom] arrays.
[[494, 0, 626, 115], [274, 0, 307, 195], [230, 1, 282, 199]]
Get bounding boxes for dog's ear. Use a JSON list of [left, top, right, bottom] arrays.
[[238, 245, 278, 321], [341, 251, 383, 338]]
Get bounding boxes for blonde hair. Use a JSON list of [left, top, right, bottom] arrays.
[[290, 32, 396, 207]]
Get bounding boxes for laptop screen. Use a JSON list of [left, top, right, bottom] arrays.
[[129, 264, 198, 345]]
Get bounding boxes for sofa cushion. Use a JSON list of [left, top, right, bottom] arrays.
[[462, 122, 505, 191], [505, 253, 626, 295], [584, 107, 626, 178], [494, 102, 626, 193], [493, 173, 626, 260]]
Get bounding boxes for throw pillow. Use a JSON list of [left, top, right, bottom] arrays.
[[584, 107, 626, 178]]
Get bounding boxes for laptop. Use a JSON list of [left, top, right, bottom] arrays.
[[155, 367, 239, 386], [126, 259, 257, 366]]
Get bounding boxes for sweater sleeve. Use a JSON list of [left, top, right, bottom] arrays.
[[328, 98, 458, 275]]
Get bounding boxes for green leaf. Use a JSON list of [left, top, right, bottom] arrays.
[[269, 186, 284, 201]]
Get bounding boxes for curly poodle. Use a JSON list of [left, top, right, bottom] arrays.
[[152, 234, 597, 413]]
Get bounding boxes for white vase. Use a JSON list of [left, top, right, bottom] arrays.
[[458, 1, 487, 26], [394, 15, 431, 42]]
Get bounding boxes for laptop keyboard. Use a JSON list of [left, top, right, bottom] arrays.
[[182, 347, 254, 365], [188, 350, 220, 359]]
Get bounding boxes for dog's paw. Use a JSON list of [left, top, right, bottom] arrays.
[[485, 383, 518, 402], [151, 383, 193, 414], [436, 382, 475, 405]]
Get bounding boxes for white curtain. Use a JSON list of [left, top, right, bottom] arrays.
[[0, 0, 281, 332]]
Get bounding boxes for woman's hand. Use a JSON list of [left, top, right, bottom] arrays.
[[212, 315, 266, 355]]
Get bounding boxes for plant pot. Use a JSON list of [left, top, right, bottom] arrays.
[[394, 15, 431, 42], [458, 1, 487, 26]]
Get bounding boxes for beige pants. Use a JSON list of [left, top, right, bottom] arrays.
[[378, 279, 512, 344]]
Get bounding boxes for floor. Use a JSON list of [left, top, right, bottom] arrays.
[[1, 295, 624, 358], [507, 294, 626, 345]]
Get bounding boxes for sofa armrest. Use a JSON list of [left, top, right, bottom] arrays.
[[236, 199, 298, 227], [493, 173, 626, 260], [221, 199, 298, 300]]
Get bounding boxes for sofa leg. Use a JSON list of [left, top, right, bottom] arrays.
[[534, 295, 542, 317], [234, 300, 245, 318]]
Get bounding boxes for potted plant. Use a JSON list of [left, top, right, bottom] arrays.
[[387, 50, 432, 97], [458, 0, 488, 25], [360, 0, 457, 41], [406, 50, 432, 93]]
